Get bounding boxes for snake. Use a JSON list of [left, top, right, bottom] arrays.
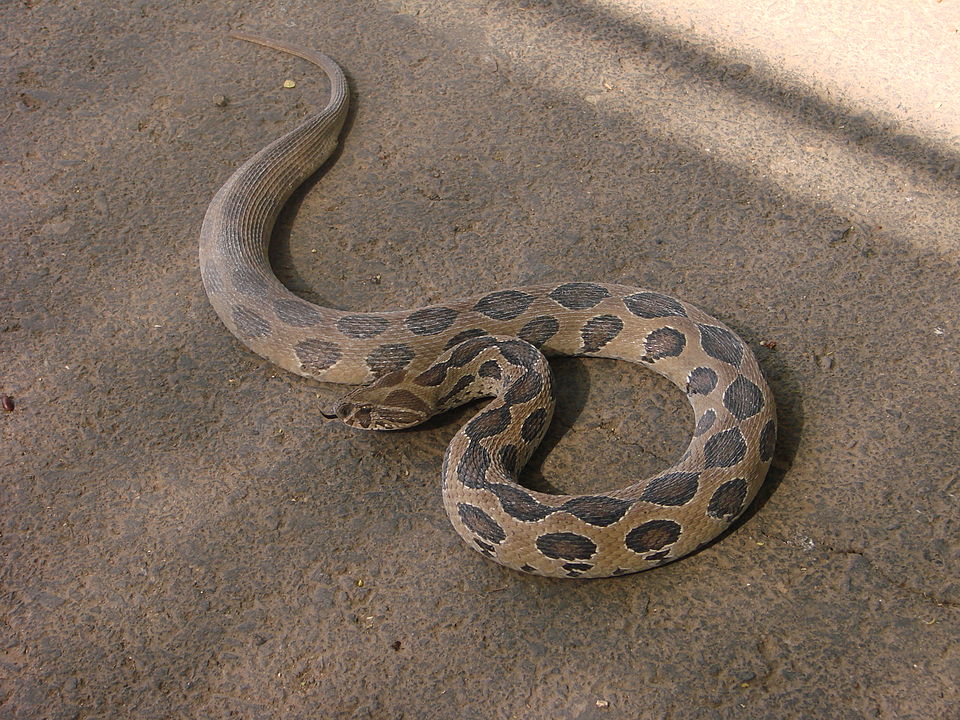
[[200, 34, 776, 579]]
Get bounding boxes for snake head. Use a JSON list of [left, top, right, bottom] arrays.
[[333, 387, 433, 431]]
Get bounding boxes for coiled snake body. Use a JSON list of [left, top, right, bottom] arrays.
[[200, 35, 776, 578]]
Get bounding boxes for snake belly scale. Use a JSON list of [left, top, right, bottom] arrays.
[[200, 34, 776, 578]]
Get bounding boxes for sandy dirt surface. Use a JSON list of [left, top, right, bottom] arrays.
[[2, 1, 958, 718]]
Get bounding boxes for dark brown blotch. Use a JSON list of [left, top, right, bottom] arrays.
[[478, 360, 502, 379], [457, 503, 506, 544], [463, 406, 512, 441], [365, 343, 415, 378], [687, 366, 719, 395], [723, 375, 765, 420], [703, 427, 747, 468], [503, 370, 545, 406], [548, 282, 610, 310], [707, 477, 749, 521], [337, 314, 389, 339], [643, 326, 686, 360], [624, 519, 681, 553], [623, 292, 687, 318], [496, 339, 543, 369], [414, 363, 449, 387], [490, 484, 554, 522], [444, 328, 489, 350], [536, 532, 597, 560], [560, 496, 632, 527], [693, 409, 716, 437], [455, 443, 491, 489], [759, 419, 777, 462], [563, 562, 593, 577], [581, 314, 624, 353], [639, 472, 700, 506], [473, 290, 535, 320], [474, 538, 496, 556], [232, 306, 271, 339], [295, 338, 342, 374], [520, 408, 549, 442], [518, 315, 560, 348], [448, 336, 498, 367], [697, 324, 744, 366], [405, 306, 458, 336], [274, 298, 323, 327]]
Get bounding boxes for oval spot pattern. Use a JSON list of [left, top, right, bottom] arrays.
[[448, 336, 498, 366], [697, 324, 744, 366], [581, 314, 624, 353], [703, 428, 747, 468], [759, 419, 776, 462], [405, 306, 458, 336], [457, 503, 506, 544], [478, 359, 502, 379], [536, 532, 597, 560], [625, 519, 681, 553], [275, 298, 323, 327], [623, 292, 687, 318], [444, 328, 488, 350], [723, 375, 764, 420], [294, 338, 342, 373], [365, 343, 415, 377], [639, 472, 700, 506], [233, 306, 271, 339], [518, 315, 560, 348], [693, 409, 716, 437], [644, 326, 686, 360], [414, 363, 448, 387], [337, 314, 389, 339], [687, 366, 719, 395], [503, 371, 544, 406], [456, 443, 491, 489], [473, 290, 534, 320], [548, 282, 611, 310], [464, 406, 512, 441], [497, 339, 542, 369], [490, 484, 554, 522], [560, 496, 631, 527], [707, 478, 749, 521], [520, 408, 549, 442]]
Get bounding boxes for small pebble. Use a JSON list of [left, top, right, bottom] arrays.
[[283, 79, 296, 89], [1, 395, 13, 411], [759, 339, 777, 349], [214, 94, 229, 107]]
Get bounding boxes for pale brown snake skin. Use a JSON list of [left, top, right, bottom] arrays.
[[200, 34, 776, 578]]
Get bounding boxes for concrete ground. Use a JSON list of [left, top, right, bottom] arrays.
[[3, 1, 958, 718]]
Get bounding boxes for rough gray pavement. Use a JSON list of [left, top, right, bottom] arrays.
[[2, 2, 958, 719]]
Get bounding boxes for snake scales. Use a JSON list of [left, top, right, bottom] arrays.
[[200, 34, 776, 578]]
